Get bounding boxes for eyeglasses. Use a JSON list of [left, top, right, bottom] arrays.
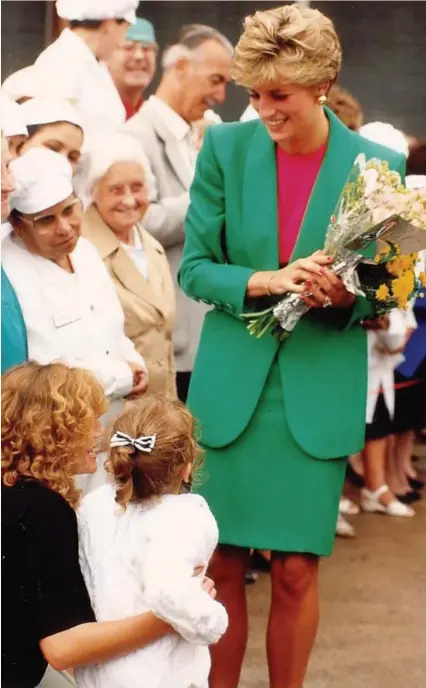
[[120, 41, 158, 55], [18, 198, 83, 234]]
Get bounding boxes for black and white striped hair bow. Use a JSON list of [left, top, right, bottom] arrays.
[[110, 431, 157, 453]]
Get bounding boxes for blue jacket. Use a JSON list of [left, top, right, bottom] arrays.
[[1, 267, 28, 373], [398, 293, 426, 377]]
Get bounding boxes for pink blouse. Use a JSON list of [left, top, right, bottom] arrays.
[[277, 143, 327, 265]]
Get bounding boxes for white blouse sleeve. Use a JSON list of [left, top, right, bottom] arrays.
[[143, 495, 228, 646]]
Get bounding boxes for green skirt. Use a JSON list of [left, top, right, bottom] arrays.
[[193, 361, 346, 556]]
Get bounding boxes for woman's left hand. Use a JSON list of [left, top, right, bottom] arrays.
[[301, 267, 356, 310]]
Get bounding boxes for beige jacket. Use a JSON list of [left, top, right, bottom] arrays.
[[124, 96, 210, 371], [82, 205, 176, 398]]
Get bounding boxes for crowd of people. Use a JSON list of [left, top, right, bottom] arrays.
[[1, 2, 425, 687]]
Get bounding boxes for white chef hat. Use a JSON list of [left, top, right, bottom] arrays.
[[10, 147, 74, 215], [360, 122, 409, 157], [1, 66, 51, 103], [0, 93, 28, 137], [19, 97, 83, 132], [78, 133, 155, 202], [56, 0, 138, 24]]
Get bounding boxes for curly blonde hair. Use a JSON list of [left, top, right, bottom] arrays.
[[106, 397, 202, 509], [1, 362, 106, 508], [232, 4, 342, 89]]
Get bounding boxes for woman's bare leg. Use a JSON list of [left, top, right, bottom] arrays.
[[267, 553, 320, 688], [364, 437, 395, 504], [386, 435, 411, 494], [208, 545, 250, 688], [394, 430, 417, 480]]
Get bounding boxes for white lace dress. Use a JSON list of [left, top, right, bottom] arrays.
[[75, 486, 228, 688]]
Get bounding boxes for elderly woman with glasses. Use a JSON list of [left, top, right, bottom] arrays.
[[80, 133, 176, 398], [2, 146, 147, 493]]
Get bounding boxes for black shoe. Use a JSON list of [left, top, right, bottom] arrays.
[[250, 550, 271, 573], [346, 462, 365, 488], [245, 571, 258, 585], [408, 477, 424, 491], [396, 491, 421, 504]]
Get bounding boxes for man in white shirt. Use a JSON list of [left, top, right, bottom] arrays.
[[105, 17, 158, 121], [30, 0, 139, 141], [125, 24, 233, 401]]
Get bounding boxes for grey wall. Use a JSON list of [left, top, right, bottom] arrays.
[[2, 1, 425, 137], [1, 1, 48, 78]]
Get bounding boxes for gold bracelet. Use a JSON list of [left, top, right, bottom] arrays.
[[266, 274, 274, 296]]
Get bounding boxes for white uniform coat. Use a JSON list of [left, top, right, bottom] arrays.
[[33, 29, 126, 142], [124, 96, 211, 372], [366, 308, 417, 423], [2, 235, 145, 492], [76, 488, 228, 688]]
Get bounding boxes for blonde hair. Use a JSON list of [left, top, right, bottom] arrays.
[[106, 397, 202, 509], [1, 362, 106, 508], [232, 4, 342, 89]]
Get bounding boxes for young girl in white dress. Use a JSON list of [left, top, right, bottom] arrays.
[[75, 397, 228, 688]]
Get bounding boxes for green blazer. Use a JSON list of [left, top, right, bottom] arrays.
[[179, 110, 405, 459], [1, 267, 28, 374]]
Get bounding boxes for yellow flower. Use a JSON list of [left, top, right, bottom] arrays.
[[386, 254, 417, 276], [420, 272, 426, 287], [376, 284, 390, 301], [390, 269, 416, 308]]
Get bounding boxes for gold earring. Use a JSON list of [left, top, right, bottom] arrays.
[[318, 95, 327, 105]]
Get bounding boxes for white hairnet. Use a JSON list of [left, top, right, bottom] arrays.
[[0, 93, 28, 137], [1, 66, 50, 103], [10, 147, 74, 214], [56, 0, 138, 23], [79, 133, 156, 203], [19, 96, 83, 131], [360, 122, 409, 157]]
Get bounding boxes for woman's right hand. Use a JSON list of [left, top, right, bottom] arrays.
[[246, 251, 334, 298], [269, 251, 334, 296]]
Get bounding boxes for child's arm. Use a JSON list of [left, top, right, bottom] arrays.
[[143, 496, 228, 646]]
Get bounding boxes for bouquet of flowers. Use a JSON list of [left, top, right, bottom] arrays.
[[242, 154, 426, 341]]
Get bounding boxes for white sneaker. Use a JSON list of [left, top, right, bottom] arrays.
[[361, 485, 415, 517], [336, 513, 356, 537], [339, 497, 360, 516]]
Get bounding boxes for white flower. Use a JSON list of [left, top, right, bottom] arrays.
[[361, 168, 379, 196], [372, 206, 394, 224], [355, 153, 367, 170]]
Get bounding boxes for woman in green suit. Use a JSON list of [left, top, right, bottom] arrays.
[[179, 5, 405, 687]]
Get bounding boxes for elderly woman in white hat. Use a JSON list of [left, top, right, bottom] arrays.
[[17, 96, 84, 173], [31, 0, 139, 142], [80, 134, 176, 398], [2, 147, 148, 492]]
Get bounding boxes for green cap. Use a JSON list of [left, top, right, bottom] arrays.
[[126, 18, 157, 45]]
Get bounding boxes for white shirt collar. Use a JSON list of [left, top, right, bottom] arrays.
[[59, 28, 99, 67], [148, 95, 191, 143]]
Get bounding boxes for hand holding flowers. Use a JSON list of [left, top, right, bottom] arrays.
[[246, 251, 333, 298], [243, 154, 426, 341], [301, 267, 356, 310]]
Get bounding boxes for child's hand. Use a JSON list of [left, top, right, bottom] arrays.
[[201, 576, 217, 600]]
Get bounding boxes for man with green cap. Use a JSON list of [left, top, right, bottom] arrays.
[[106, 17, 158, 120]]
